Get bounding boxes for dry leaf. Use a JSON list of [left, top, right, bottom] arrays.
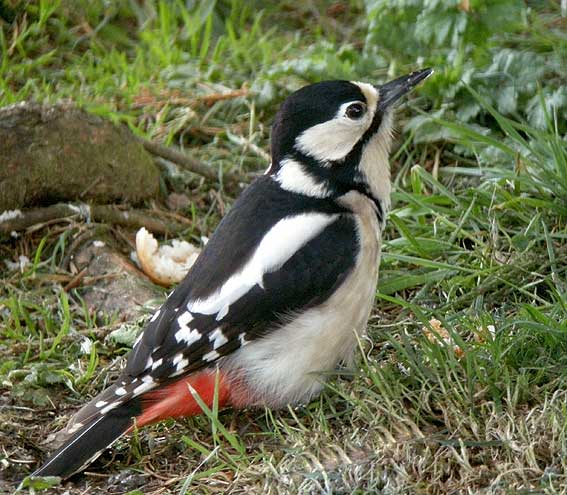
[[423, 318, 464, 358]]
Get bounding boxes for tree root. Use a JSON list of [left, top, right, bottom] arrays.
[[140, 138, 243, 188], [0, 203, 189, 235]]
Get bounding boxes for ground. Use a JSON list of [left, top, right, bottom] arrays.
[[1, 1, 566, 494]]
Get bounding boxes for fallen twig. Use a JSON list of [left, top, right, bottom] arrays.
[[132, 86, 248, 109], [63, 267, 88, 292], [140, 138, 242, 187], [198, 87, 249, 105], [0, 203, 187, 235]]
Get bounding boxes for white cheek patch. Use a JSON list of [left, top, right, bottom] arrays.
[[295, 86, 379, 163], [187, 213, 338, 319], [275, 158, 330, 197], [295, 114, 367, 163]]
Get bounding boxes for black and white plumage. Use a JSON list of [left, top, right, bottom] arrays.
[[32, 69, 432, 479]]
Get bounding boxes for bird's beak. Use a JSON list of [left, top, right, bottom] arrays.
[[376, 68, 433, 111]]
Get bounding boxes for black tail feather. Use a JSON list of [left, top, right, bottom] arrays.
[[31, 406, 135, 479]]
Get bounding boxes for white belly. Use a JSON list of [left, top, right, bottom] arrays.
[[224, 192, 381, 408]]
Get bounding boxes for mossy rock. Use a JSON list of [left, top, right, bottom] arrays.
[[0, 101, 160, 211]]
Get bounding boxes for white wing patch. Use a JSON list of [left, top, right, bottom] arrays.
[[145, 356, 153, 370], [100, 402, 120, 415], [238, 333, 248, 347], [203, 350, 220, 362], [175, 326, 201, 344], [132, 379, 154, 395], [215, 305, 229, 321], [151, 358, 163, 370], [172, 356, 189, 376], [133, 331, 144, 348], [187, 213, 338, 319], [175, 311, 201, 344], [178, 311, 193, 326], [209, 327, 228, 349]]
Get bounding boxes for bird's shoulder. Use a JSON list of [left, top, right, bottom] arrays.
[[185, 175, 348, 301]]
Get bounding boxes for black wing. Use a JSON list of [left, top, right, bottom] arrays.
[[124, 176, 358, 384]]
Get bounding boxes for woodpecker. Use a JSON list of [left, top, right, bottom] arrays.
[[32, 68, 432, 479]]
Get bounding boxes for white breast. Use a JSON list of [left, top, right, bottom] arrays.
[[224, 191, 381, 408]]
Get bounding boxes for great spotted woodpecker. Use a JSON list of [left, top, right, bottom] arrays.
[[32, 69, 432, 479]]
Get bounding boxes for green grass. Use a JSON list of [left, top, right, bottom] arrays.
[[1, 1, 566, 494]]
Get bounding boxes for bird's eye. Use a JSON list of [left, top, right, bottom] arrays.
[[345, 102, 366, 120]]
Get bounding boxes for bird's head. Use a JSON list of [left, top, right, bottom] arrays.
[[268, 69, 432, 212]]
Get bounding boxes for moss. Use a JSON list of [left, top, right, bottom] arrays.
[[0, 102, 160, 211]]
